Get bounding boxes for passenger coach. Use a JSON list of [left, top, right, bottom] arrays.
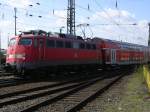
[[94, 38, 150, 65]]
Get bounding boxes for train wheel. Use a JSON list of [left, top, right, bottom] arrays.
[[20, 69, 30, 79]]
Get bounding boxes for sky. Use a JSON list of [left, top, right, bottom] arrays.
[[0, 0, 149, 49]]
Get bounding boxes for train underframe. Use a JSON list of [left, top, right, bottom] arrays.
[[4, 60, 142, 78], [4, 61, 103, 76]]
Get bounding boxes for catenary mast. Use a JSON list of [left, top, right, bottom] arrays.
[[67, 0, 75, 35], [148, 23, 150, 46]]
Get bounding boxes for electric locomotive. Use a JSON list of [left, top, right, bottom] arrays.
[[5, 30, 102, 74]]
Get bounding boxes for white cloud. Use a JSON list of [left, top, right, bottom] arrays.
[[5, 0, 33, 8], [54, 10, 67, 27], [87, 8, 149, 45], [0, 20, 13, 48], [91, 8, 135, 23], [0, 20, 13, 27], [54, 10, 66, 19], [0, 4, 149, 48]]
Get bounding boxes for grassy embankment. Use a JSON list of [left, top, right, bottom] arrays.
[[103, 65, 150, 112]]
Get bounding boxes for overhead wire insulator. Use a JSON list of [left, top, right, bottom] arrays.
[[87, 17, 90, 20], [2, 13, 4, 20], [88, 4, 90, 10], [115, 0, 118, 9], [38, 16, 42, 18], [132, 23, 137, 25], [25, 11, 28, 16], [53, 9, 55, 15], [36, 3, 40, 5]]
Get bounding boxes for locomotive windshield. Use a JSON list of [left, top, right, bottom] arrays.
[[9, 38, 16, 46], [18, 38, 32, 45]]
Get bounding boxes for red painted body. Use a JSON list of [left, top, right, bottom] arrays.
[[5, 30, 150, 73]]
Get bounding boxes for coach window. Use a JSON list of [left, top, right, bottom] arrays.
[[46, 39, 55, 48], [65, 41, 72, 48], [56, 40, 64, 48], [86, 43, 91, 49], [80, 43, 85, 49]]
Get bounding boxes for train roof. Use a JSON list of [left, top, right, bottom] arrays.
[[92, 37, 150, 50], [18, 29, 96, 42], [17, 29, 150, 49], [21, 30, 47, 34]]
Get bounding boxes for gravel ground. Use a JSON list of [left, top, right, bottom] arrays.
[[36, 76, 118, 112], [1, 68, 144, 112], [80, 76, 127, 112], [0, 81, 58, 96], [0, 82, 78, 103], [0, 90, 69, 112], [80, 67, 150, 112]]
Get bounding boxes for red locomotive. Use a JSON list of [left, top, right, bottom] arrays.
[[5, 30, 150, 74]]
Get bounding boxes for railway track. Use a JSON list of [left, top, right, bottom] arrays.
[[0, 73, 102, 99], [0, 67, 103, 89], [0, 68, 13, 77], [67, 75, 123, 112], [0, 71, 76, 89], [0, 78, 26, 88], [0, 70, 28, 88], [0, 77, 42, 89], [21, 72, 125, 112], [0, 77, 105, 112], [0, 68, 130, 112], [0, 72, 14, 77]]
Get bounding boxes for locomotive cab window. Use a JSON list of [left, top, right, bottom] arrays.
[[18, 38, 32, 45]]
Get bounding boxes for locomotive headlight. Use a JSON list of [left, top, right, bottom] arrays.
[[8, 54, 15, 58], [8, 54, 26, 59], [15, 54, 26, 59]]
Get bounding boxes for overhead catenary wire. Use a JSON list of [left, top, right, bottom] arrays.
[[0, 0, 148, 44], [76, 2, 138, 41], [1, 1, 139, 27], [76, 3, 138, 26], [1, 0, 141, 27], [93, 0, 121, 26], [93, 0, 143, 43], [0, 2, 67, 20]]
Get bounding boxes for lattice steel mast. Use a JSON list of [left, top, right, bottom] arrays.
[[67, 0, 75, 35]]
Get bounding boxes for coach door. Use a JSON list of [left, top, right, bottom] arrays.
[[111, 49, 116, 64], [38, 39, 44, 60]]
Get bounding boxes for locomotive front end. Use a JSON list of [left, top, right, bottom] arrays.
[[5, 36, 33, 73]]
